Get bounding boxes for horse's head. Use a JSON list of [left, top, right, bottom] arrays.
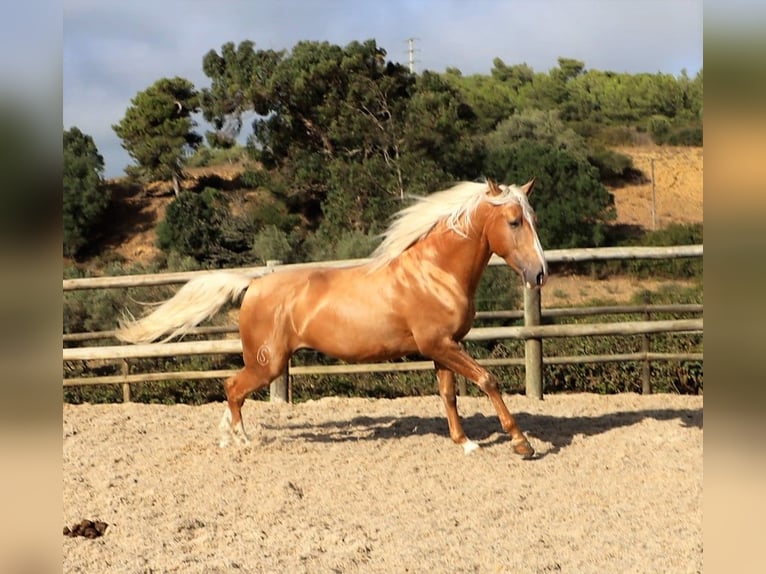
[[483, 179, 548, 289]]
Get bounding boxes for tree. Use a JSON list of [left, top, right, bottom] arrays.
[[201, 39, 432, 236], [113, 77, 202, 196], [63, 127, 108, 257], [200, 40, 283, 147]]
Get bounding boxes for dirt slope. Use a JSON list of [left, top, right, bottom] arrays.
[[610, 145, 703, 229]]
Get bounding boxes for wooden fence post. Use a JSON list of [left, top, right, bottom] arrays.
[[266, 260, 291, 403], [270, 363, 290, 403], [641, 292, 652, 394], [524, 287, 543, 399], [457, 378, 467, 397], [121, 359, 131, 402]]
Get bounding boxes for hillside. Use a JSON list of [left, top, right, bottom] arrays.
[[88, 145, 702, 305], [611, 145, 703, 229]]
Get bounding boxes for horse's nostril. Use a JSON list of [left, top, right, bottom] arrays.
[[536, 271, 545, 286]]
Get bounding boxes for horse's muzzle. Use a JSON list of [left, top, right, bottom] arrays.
[[522, 268, 547, 289]]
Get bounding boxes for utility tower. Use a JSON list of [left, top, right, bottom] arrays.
[[407, 37, 420, 73]]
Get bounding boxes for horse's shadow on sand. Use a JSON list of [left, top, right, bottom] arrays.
[[272, 407, 702, 459]]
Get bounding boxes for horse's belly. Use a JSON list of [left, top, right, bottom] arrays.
[[301, 314, 418, 363]]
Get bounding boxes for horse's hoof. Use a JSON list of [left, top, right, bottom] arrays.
[[511, 436, 535, 459], [462, 440, 480, 455]]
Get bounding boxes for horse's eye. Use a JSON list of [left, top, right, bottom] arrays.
[[509, 218, 522, 229]]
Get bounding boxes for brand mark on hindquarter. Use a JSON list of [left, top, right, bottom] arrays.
[[256, 344, 270, 365]]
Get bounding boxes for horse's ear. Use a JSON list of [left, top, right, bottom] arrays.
[[486, 178, 503, 196], [520, 178, 536, 196]]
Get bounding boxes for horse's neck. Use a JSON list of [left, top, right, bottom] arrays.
[[408, 221, 492, 298]]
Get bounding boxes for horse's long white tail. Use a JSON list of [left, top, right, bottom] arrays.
[[116, 272, 253, 344]]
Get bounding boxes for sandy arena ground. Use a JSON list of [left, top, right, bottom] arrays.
[[63, 393, 702, 573]]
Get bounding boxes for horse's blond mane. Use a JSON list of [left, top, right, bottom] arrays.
[[369, 180, 533, 269]]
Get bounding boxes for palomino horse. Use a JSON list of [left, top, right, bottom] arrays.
[[117, 179, 548, 457]]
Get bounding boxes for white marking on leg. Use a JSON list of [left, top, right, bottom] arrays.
[[218, 408, 233, 448], [462, 440, 480, 455], [232, 418, 250, 446]]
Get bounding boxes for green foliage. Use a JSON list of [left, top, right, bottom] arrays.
[[543, 334, 702, 394], [402, 71, 485, 181], [200, 40, 281, 145], [201, 39, 490, 242], [630, 282, 703, 306], [64, 274, 129, 335], [443, 68, 514, 132], [617, 223, 703, 279], [239, 168, 271, 189], [652, 122, 703, 146], [156, 188, 228, 261], [576, 123, 651, 147], [303, 229, 381, 261], [112, 77, 202, 191], [484, 139, 615, 248], [186, 144, 251, 167], [250, 225, 294, 264], [194, 40, 703, 248], [63, 127, 109, 257], [486, 109, 588, 159], [64, 374, 229, 405], [333, 230, 381, 260], [641, 222, 702, 247], [587, 146, 640, 184], [130, 379, 227, 405], [475, 266, 522, 312]]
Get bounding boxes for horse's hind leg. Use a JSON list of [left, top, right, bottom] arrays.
[[219, 360, 283, 447], [436, 364, 479, 455]]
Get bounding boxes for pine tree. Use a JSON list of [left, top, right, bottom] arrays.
[[113, 77, 202, 195]]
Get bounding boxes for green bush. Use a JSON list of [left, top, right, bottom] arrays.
[[475, 266, 522, 312], [609, 223, 703, 279], [239, 168, 270, 189], [186, 144, 250, 167], [303, 229, 381, 261], [156, 188, 228, 261], [647, 115, 671, 140], [663, 125, 703, 146], [249, 197, 300, 232], [251, 225, 294, 264], [650, 118, 703, 146], [587, 147, 642, 185], [484, 139, 616, 249]]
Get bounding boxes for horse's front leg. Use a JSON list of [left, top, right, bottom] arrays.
[[422, 338, 535, 458], [435, 363, 479, 455]]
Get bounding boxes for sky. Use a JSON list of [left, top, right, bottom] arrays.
[[62, 0, 706, 179]]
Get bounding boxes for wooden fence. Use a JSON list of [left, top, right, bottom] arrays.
[[63, 245, 703, 401]]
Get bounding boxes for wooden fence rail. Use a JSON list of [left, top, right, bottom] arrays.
[[63, 245, 703, 401], [63, 319, 702, 362], [62, 304, 703, 343], [62, 245, 703, 290]]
